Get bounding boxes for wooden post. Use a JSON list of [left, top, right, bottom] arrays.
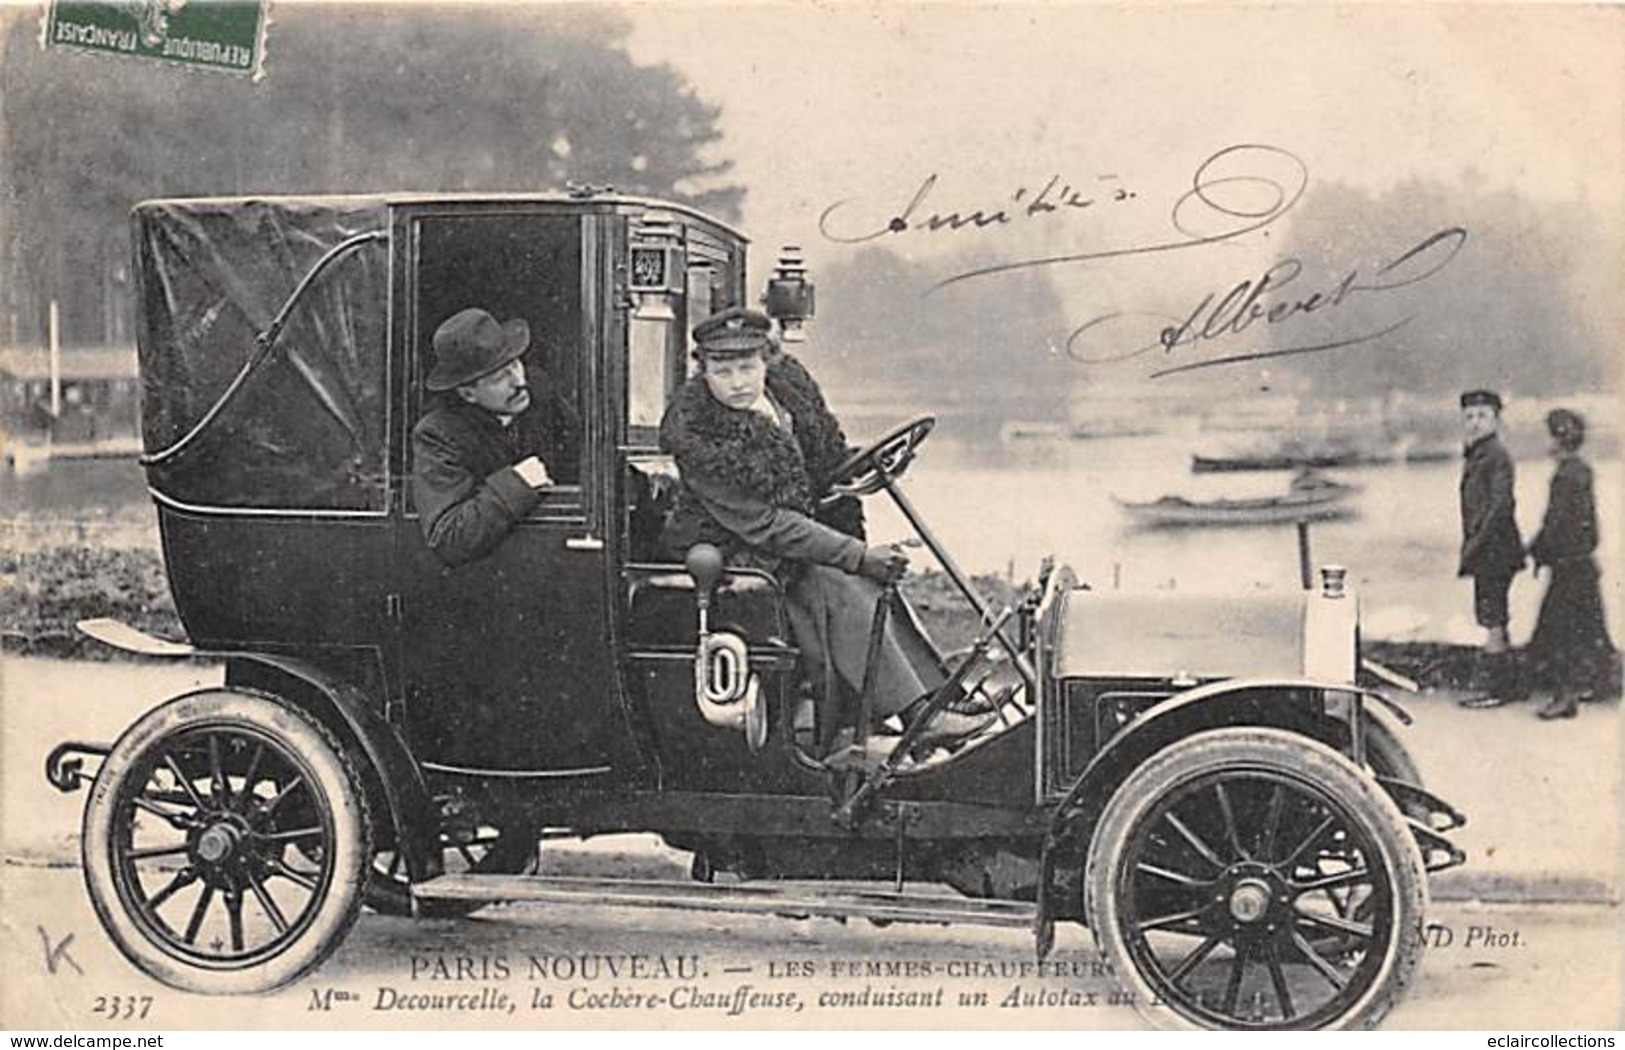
[[1297, 519, 1313, 590], [48, 299, 61, 420]]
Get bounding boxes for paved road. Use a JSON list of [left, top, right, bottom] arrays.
[[2, 861, 1619, 1030], [3, 655, 1619, 1029]]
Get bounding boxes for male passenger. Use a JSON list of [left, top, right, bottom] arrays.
[[411, 307, 557, 566], [1456, 388, 1528, 709]]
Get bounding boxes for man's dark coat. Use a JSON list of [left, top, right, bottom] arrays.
[[1458, 433, 1525, 578], [411, 398, 552, 567]]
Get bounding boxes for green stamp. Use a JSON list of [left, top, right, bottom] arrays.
[[44, 0, 268, 78]]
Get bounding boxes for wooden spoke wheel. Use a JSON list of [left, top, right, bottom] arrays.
[[82, 690, 371, 995], [1086, 728, 1425, 1030]]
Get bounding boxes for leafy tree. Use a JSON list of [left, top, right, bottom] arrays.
[[0, 5, 741, 346]]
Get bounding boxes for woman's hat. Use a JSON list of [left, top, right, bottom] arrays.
[[1547, 408, 1585, 451], [426, 307, 531, 391], [692, 307, 772, 358]]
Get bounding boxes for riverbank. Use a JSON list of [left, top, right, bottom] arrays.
[[1, 543, 180, 657], [3, 538, 1579, 693]]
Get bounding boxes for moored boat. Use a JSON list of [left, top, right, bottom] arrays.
[[1117, 472, 1361, 527]]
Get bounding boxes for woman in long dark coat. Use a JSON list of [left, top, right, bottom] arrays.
[[1526, 409, 1619, 719], [659, 307, 989, 749]]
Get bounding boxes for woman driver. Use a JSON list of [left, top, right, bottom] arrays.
[[658, 307, 989, 749]]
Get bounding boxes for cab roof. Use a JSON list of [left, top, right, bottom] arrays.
[[130, 191, 748, 242]]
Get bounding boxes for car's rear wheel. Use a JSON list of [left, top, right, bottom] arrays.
[[1086, 727, 1425, 1030], [82, 689, 371, 995]]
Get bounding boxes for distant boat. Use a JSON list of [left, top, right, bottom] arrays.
[[1193, 442, 1455, 472], [1116, 472, 1361, 527], [1192, 448, 1379, 473], [999, 421, 1068, 442], [1396, 443, 1455, 464], [1070, 419, 1163, 440], [3, 436, 143, 473]]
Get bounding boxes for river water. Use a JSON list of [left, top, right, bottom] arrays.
[[3, 439, 1620, 644], [874, 434, 1623, 646]]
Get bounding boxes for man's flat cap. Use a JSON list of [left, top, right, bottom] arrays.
[[1460, 389, 1503, 411], [693, 306, 772, 357]]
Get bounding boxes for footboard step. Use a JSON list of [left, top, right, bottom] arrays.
[[412, 874, 1037, 928]]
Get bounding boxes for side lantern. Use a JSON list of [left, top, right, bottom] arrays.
[[762, 245, 815, 342]]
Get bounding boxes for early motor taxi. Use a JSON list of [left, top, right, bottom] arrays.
[[46, 191, 1466, 1029]]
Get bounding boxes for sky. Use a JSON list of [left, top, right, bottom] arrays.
[[625, 2, 1623, 264]]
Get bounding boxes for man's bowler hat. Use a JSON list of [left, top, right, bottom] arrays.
[[1460, 389, 1503, 412], [692, 307, 772, 358], [427, 307, 530, 392]]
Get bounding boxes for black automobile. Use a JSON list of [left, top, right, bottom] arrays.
[[47, 192, 1465, 1028]]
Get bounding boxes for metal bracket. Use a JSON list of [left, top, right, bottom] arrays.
[[1406, 817, 1469, 873], [1379, 776, 1468, 832], [46, 741, 110, 792], [881, 802, 922, 892]]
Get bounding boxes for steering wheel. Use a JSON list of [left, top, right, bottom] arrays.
[[822, 415, 936, 503]]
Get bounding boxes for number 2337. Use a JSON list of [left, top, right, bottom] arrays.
[[92, 995, 153, 1020]]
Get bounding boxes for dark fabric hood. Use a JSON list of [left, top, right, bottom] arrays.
[[131, 197, 390, 510]]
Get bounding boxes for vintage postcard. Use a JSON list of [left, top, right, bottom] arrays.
[[1, 0, 1621, 1033]]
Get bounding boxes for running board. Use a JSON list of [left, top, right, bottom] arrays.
[[412, 874, 1037, 929]]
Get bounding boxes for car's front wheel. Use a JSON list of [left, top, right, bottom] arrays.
[[1085, 727, 1425, 1030], [82, 689, 372, 995]]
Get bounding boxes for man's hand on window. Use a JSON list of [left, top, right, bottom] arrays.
[[514, 456, 553, 489], [859, 544, 909, 584]]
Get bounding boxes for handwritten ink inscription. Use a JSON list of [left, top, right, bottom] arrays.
[[818, 144, 1466, 378], [819, 173, 1136, 244], [1072, 226, 1467, 377]]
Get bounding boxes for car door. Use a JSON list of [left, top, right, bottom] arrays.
[[394, 206, 631, 777]]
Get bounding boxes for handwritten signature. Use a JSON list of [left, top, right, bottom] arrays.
[[819, 145, 1465, 378], [1067, 227, 1467, 377], [818, 173, 1136, 245], [914, 143, 1310, 292]]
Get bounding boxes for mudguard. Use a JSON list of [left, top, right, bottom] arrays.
[[1032, 675, 1382, 953], [74, 619, 440, 885]]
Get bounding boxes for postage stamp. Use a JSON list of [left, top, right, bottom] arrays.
[[42, 0, 267, 78]]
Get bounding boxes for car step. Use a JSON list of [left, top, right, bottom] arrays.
[[412, 874, 1037, 928]]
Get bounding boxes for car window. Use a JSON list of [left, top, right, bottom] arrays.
[[409, 213, 585, 515]]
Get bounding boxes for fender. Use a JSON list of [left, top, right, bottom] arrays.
[[1032, 675, 1382, 955], [74, 619, 440, 885]]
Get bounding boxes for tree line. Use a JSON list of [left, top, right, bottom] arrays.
[[0, 5, 741, 347]]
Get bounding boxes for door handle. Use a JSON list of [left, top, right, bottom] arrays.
[[565, 535, 604, 551]]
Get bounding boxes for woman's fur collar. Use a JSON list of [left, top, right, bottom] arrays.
[[764, 352, 849, 489], [660, 372, 814, 512]]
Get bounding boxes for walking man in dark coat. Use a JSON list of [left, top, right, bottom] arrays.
[[411, 307, 563, 566], [1457, 388, 1528, 708]]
